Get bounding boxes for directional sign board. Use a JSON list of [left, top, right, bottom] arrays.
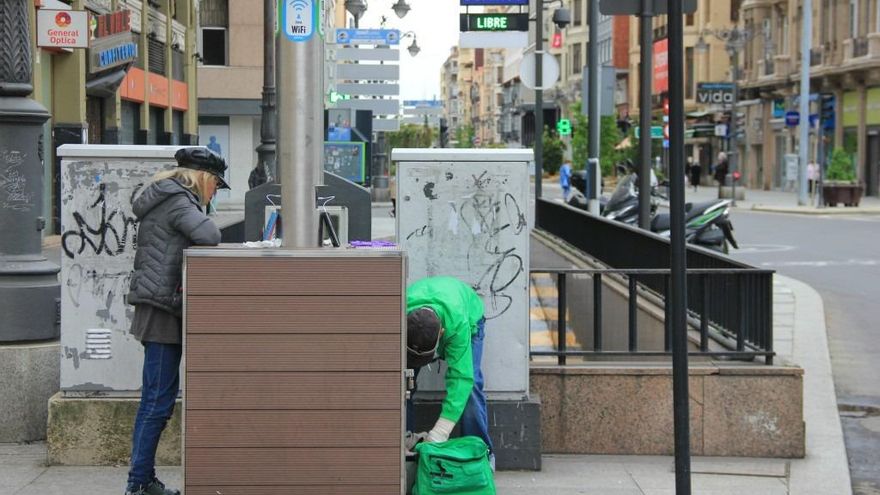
[[281, 0, 315, 42], [600, 0, 696, 15], [335, 28, 400, 45]]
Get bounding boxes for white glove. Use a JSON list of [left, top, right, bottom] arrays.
[[426, 417, 455, 443], [405, 431, 428, 451]]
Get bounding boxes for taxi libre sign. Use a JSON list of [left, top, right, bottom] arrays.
[[38, 10, 90, 49]]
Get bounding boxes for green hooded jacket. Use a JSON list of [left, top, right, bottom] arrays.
[[406, 277, 484, 423]]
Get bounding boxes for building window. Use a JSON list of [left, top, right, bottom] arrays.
[[200, 28, 227, 66], [573, 43, 582, 74], [200, 0, 228, 65], [851, 0, 859, 36], [574, 0, 583, 26], [686, 14, 694, 26], [148, 38, 166, 74], [731, 0, 742, 22], [685, 47, 694, 100]]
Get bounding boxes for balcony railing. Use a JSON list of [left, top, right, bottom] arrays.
[[854, 37, 869, 58]]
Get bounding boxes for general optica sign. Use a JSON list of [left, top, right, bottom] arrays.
[[37, 9, 89, 49], [653, 38, 668, 93]]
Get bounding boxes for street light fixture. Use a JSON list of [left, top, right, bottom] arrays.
[[345, 0, 367, 20], [391, 0, 411, 19], [401, 31, 420, 57]]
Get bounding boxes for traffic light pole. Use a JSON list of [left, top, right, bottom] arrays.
[[728, 53, 738, 207], [638, 0, 653, 230]]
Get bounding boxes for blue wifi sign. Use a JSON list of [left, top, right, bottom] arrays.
[[283, 0, 315, 42]]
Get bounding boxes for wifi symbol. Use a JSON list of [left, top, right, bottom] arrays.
[[291, 0, 309, 23]]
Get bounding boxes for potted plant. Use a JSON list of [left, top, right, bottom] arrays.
[[822, 149, 864, 207]]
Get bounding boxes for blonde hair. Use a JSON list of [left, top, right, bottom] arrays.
[[151, 168, 214, 205]]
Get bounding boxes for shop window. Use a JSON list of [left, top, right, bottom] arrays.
[[149, 107, 165, 145], [120, 101, 140, 144], [200, 28, 228, 66]]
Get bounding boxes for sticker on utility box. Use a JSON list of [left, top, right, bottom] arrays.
[[283, 0, 315, 42]]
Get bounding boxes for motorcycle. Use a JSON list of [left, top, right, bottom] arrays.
[[570, 169, 739, 253]]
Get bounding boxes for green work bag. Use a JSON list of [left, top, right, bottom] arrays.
[[413, 436, 495, 495]]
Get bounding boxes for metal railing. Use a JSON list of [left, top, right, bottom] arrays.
[[531, 268, 774, 365], [534, 199, 775, 364]]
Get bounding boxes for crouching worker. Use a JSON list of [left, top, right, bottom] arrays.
[[406, 276, 495, 468], [124, 148, 228, 495]]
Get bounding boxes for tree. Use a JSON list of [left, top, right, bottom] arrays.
[[455, 125, 475, 148], [386, 123, 435, 150], [569, 101, 632, 177], [542, 126, 564, 175]]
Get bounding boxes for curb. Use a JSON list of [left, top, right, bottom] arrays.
[[751, 205, 880, 215], [776, 274, 853, 495]]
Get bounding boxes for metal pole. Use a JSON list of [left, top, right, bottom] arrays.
[[587, 0, 600, 215], [668, 0, 692, 493], [638, 0, 653, 229], [729, 51, 738, 206], [0, 0, 60, 342], [798, 0, 812, 205], [257, 0, 278, 182], [278, 0, 324, 247], [535, 0, 544, 222]]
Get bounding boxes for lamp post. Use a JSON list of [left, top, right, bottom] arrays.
[[695, 28, 758, 207], [255, 0, 277, 184], [0, 0, 60, 341]]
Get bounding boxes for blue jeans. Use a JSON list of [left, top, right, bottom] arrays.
[[407, 319, 493, 453], [127, 342, 181, 489]]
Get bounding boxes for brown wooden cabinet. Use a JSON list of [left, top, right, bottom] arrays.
[[183, 248, 406, 494]]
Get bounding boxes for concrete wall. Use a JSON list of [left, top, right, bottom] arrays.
[[532, 364, 805, 458], [0, 342, 60, 442]]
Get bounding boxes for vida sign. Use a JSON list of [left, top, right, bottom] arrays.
[[696, 82, 737, 106]]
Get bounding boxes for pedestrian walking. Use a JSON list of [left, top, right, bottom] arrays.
[[406, 276, 495, 470], [690, 157, 702, 192], [560, 160, 573, 201], [714, 152, 729, 196], [807, 161, 819, 195], [124, 147, 227, 495]]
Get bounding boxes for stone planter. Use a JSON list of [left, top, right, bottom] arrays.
[[822, 182, 864, 207]]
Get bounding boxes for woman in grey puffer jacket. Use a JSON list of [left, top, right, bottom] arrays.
[[124, 148, 228, 495]]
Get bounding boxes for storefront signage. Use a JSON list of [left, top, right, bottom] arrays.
[[460, 13, 529, 32], [785, 111, 800, 127], [89, 35, 138, 73], [37, 9, 89, 48], [93, 10, 131, 39], [696, 82, 736, 105], [653, 38, 668, 93]]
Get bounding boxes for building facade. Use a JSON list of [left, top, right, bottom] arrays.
[[27, 0, 199, 233], [739, 0, 880, 196]]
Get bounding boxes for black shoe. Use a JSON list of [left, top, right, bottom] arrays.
[[125, 478, 180, 495]]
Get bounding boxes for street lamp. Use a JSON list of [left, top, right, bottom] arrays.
[[401, 31, 420, 57], [391, 0, 411, 19], [695, 28, 758, 207], [345, 0, 367, 20]]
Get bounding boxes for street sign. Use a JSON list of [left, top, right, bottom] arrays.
[[785, 111, 800, 127], [460, 13, 529, 32], [282, 0, 316, 42], [519, 52, 560, 90], [600, 0, 697, 15], [460, 0, 528, 4], [635, 126, 664, 140], [696, 82, 737, 105], [335, 28, 400, 45], [714, 124, 728, 137], [37, 10, 89, 48]]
